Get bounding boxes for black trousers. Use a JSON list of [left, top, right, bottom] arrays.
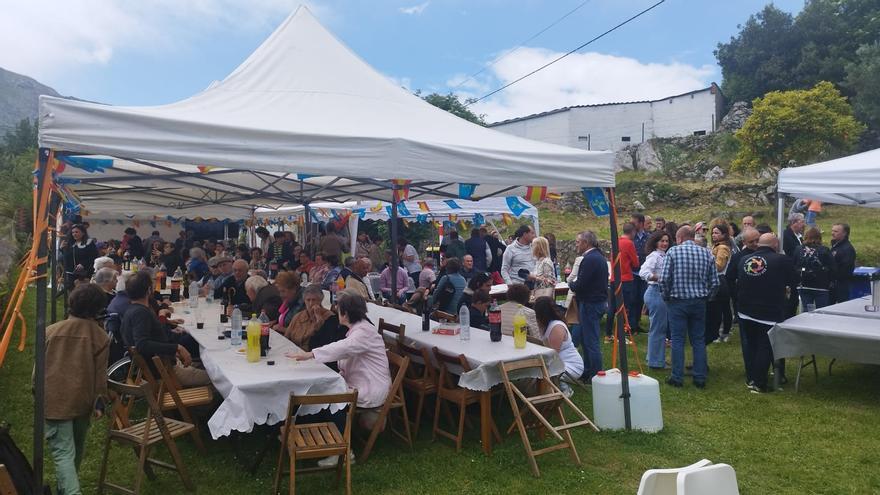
[[741, 318, 773, 390]]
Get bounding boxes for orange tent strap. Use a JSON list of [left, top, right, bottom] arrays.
[[15, 312, 26, 351]]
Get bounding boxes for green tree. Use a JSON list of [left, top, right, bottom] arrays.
[[421, 92, 486, 126], [0, 118, 38, 156], [845, 43, 880, 130], [732, 82, 864, 172]]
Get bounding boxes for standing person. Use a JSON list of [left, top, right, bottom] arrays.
[[397, 237, 422, 288], [830, 223, 856, 304], [607, 223, 640, 342], [255, 227, 271, 253], [534, 296, 584, 381], [737, 234, 796, 393], [630, 214, 650, 334], [145, 230, 164, 250], [546, 233, 558, 264], [159, 242, 181, 274], [445, 231, 467, 261], [726, 228, 760, 382], [464, 228, 491, 273], [460, 254, 477, 281], [62, 223, 99, 288], [804, 199, 822, 227], [429, 258, 467, 314], [268, 231, 293, 272], [782, 213, 806, 325], [529, 236, 557, 296], [567, 230, 609, 382], [654, 217, 666, 232], [44, 284, 110, 495], [355, 232, 379, 266], [319, 223, 346, 260], [639, 231, 670, 370], [121, 227, 144, 259], [734, 216, 756, 249], [794, 227, 836, 310], [500, 225, 536, 285], [483, 227, 506, 283], [706, 221, 733, 344], [659, 226, 718, 389]]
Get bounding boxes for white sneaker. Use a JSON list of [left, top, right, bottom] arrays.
[[317, 452, 355, 468]]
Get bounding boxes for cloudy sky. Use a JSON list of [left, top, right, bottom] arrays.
[[1, 0, 804, 123]]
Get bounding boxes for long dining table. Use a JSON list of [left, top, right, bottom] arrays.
[[366, 302, 565, 455], [172, 298, 348, 439]]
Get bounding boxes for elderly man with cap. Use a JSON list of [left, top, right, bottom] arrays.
[[736, 233, 796, 393], [215, 257, 249, 307]]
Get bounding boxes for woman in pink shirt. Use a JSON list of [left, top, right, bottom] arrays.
[[287, 290, 391, 465]]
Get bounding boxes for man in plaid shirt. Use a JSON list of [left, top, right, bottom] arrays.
[[659, 226, 719, 388]]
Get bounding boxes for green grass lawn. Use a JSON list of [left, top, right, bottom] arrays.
[[2, 293, 879, 494]]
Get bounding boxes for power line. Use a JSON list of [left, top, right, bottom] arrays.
[[466, 0, 666, 107], [454, 0, 592, 90]]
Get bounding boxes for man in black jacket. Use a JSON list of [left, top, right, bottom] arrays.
[[726, 227, 759, 380], [567, 230, 609, 381], [737, 234, 796, 393], [830, 223, 856, 303]]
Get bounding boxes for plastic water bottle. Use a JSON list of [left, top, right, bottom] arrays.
[[230, 306, 242, 346], [459, 304, 470, 341], [188, 281, 199, 308], [204, 279, 214, 304]]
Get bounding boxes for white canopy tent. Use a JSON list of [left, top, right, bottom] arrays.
[[775, 147, 880, 233]]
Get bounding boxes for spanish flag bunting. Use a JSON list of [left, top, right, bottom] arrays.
[[391, 179, 411, 202], [525, 186, 548, 203], [197, 165, 214, 174], [417, 201, 430, 212], [370, 201, 384, 213]]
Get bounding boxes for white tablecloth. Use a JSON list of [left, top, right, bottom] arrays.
[[814, 296, 880, 320], [367, 303, 564, 391], [768, 310, 880, 366], [174, 300, 348, 439], [489, 282, 568, 296]]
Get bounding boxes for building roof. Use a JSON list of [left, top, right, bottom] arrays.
[[489, 83, 721, 127]]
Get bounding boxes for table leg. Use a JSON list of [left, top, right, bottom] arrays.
[[480, 391, 492, 456]]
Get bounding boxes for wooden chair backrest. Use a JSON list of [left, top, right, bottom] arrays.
[[151, 355, 183, 392], [378, 318, 405, 339], [107, 378, 168, 444], [398, 340, 436, 383], [127, 347, 161, 390], [385, 350, 410, 399], [431, 347, 471, 390], [281, 390, 359, 447], [500, 357, 549, 376]]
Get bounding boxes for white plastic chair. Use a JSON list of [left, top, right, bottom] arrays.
[[677, 464, 739, 495], [637, 459, 713, 495]]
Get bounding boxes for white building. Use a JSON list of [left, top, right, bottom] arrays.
[[489, 84, 725, 152]]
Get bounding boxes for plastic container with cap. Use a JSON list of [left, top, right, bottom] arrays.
[[591, 368, 663, 432]]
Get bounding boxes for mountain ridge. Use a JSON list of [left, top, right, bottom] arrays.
[[0, 67, 63, 132]]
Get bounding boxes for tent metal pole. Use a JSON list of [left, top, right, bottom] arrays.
[[304, 203, 313, 258], [34, 148, 52, 491], [390, 198, 400, 302], [776, 189, 785, 253], [48, 194, 60, 324], [223, 221, 229, 243], [534, 216, 540, 237], [606, 187, 632, 430]]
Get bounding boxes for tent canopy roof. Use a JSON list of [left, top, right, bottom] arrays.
[[777, 148, 880, 207], [39, 6, 613, 212]]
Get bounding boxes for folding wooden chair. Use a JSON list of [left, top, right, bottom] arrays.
[[397, 340, 437, 438], [377, 318, 405, 352], [499, 357, 598, 477], [356, 350, 413, 462], [127, 348, 210, 452], [0, 465, 15, 495], [431, 310, 458, 323], [431, 347, 501, 452], [98, 379, 195, 494], [272, 391, 358, 495], [151, 356, 213, 452]]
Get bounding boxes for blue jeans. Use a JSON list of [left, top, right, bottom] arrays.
[[578, 300, 607, 380], [643, 285, 668, 368], [799, 288, 830, 311], [667, 298, 708, 383], [805, 210, 817, 226]]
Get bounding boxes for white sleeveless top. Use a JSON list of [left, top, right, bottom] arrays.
[[544, 320, 584, 378]]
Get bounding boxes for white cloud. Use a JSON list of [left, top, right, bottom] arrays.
[[453, 47, 715, 123], [399, 2, 429, 15], [0, 0, 331, 83], [387, 75, 413, 91]]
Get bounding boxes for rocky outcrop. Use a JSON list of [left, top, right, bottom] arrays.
[[720, 101, 752, 132], [704, 166, 725, 181]]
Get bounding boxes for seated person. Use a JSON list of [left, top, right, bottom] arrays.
[[288, 290, 391, 454], [297, 252, 314, 276], [321, 254, 343, 291], [457, 272, 492, 311], [285, 284, 347, 355], [92, 267, 118, 308], [217, 259, 250, 308], [460, 254, 478, 281], [249, 247, 267, 272], [120, 271, 209, 387], [499, 283, 541, 339], [533, 296, 584, 380], [428, 258, 467, 314], [380, 252, 410, 304], [241, 275, 282, 322], [345, 257, 373, 301], [308, 253, 328, 285], [468, 289, 491, 331], [274, 271, 305, 332]]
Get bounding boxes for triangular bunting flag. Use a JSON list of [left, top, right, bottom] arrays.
[[370, 201, 384, 213], [417, 201, 430, 212], [416, 214, 428, 224], [473, 213, 484, 226], [582, 187, 610, 217], [458, 184, 477, 200], [506, 196, 529, 217], [444, 200, 461, 210], [197, 165, 214, 174], [501, 213, 513, 226], [397, 202, 411, 217], [525, 186, 547, 203], [391, 179, 411, 202]]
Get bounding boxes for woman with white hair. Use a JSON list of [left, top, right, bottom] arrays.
[[92, 256, 117, 273], [92, 267, 118, 308], [187, 247, 209, 281], [242, 275, 282, 322]]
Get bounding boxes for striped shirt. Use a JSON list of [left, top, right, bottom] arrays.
[[659, 240, 719, 300]]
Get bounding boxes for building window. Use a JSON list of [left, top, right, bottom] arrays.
[[578, 136, 589, 141], [621, 136, 631, 142], [693, 130, 706, 136]]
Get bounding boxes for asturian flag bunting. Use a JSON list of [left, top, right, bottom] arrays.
[[458, 184, 477, 200]]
